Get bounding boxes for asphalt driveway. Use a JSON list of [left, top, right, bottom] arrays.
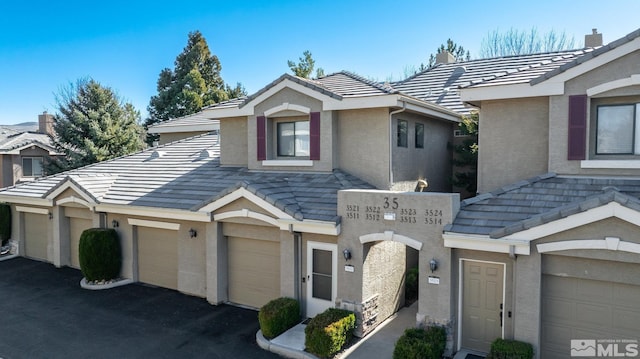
[[0, 257, 280, 359]]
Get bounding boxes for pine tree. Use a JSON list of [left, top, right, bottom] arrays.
[[47, 78, 145, 173], [288, 50, 323, 79], [145, 31, 245, 144]]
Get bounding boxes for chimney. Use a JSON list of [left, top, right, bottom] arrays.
[[435, 50, 456, 65], [38, 111, 54, 136], [585, 28, 603, 48]]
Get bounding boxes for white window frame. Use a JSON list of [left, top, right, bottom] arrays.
[[22, 156, 44, 177]]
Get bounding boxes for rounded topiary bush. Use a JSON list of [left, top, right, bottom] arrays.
[[79, 228, 121, 281], [393, 326, 447, 359], [0, 203, 11, 246], [259, 297, 300, 339], [305, 308, 356, 358]]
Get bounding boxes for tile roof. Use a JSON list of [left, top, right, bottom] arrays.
[[0, 133, 373, 222], [202, 71, 395, 111], [530, 28, 640, 85], [0, 132, 56, 154], [147, 115, 219, 132], [445, 173, 640, 238], [393, 50, 592, 114]]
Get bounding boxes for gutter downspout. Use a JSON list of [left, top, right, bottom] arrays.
[[389, 102, 406, 187]]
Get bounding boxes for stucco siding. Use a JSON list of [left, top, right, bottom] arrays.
[[337, 108, 390, 189], [392, 112, 453, 192], [478, 98, 549, 193], [549, 49, 640, 176], [220, 117, 248, 166], [248, 88, 332, 172]]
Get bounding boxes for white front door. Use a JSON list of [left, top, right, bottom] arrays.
[[306, 242, 337, 318]]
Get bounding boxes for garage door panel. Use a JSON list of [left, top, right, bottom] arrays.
[[228, 237, 280, 309], [24, 213, 48, 261], [543, 297, 573, 323], [138, 228, 178, 290], [614, 308, 640, 332], [542, 273, 640, 358], [69, 217, 92, 268]]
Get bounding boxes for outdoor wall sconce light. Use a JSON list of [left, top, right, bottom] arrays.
[[429, 258, 438, 273], [343, 248, 352, 261], [189, 228, 197, 238], [111, 219, 119, 228], [48, 212, 53, 220]]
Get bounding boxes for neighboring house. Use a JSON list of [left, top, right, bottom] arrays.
[[439, 28, 640, 358], [147, 113, 220, 145], [0, 113, 59, 188], [0, 27, 634, 359]]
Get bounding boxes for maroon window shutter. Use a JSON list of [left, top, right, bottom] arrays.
[[568, 95, 587, 160], [309, 112, 321, 160], [257, 115, 266, 161]]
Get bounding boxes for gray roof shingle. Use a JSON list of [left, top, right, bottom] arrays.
[[446, 174, 640, 238], [393, 49, 593, 114], [0, 133, 374, 222], [0, 132, 56, 153]]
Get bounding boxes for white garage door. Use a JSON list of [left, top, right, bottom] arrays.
[[228, 236, 280, 308], [69, 217, 93, 269], [24, 212, 48, 261], [138, 227, 178, 290], [541, 274, 640, 359]]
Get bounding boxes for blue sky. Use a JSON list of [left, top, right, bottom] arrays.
[[0, 0, 639, 125]]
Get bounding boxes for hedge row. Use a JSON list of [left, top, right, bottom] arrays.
[[305, 308, 356, 358], [393, 326, 446, 359], [79, 228, 121, 281], [258, 297, 300, 339], [486, 338, 534, 359]]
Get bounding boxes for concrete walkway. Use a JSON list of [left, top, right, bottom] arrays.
[[342, 302, 418, 359], [258, 302, 418, 359]]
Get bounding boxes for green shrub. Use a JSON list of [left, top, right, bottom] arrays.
[[258, 297, 300, 339], [486, 338, 534, 359], [405, 266, 419, 303], [393, 326, 447, 359], [79, 228, 121, 281], [0, 203, 11, 246], [305, 308, 356, 358]]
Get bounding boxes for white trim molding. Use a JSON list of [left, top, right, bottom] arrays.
[[46, 181, 97, 204], [127, 218, 180, 231], [214, 209, 279, 227], [198, 187, 294, 220], [56, 196, 94, 209], [263, 102, 311, 117], [15, 206, 49, 215], [94, 203, 211, 222], [503, 202, 640, 241], [587, 74, 640, 97], [443, 232, 530, 255], [580, 160, 640, 169], [261, 160, 314, 167], [279, 219, 340, 236], [359, 230, 423, 250], [0, 195, 52, 207], [537, 236, 640, 255]]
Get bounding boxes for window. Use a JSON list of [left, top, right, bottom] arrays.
[[22, 157, 43, 177], [596, 104, 640, 155], [277, 121, 310, 157], [397, 120, 408, 147], [415, 123, 424, 148]]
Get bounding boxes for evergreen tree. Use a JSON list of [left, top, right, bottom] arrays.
[[145, 31, 246, 144], [288, 50, 324, 79], [426, 39, 471, 68], [48, 78, 145, 173], [452, 112, 479, 197]]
